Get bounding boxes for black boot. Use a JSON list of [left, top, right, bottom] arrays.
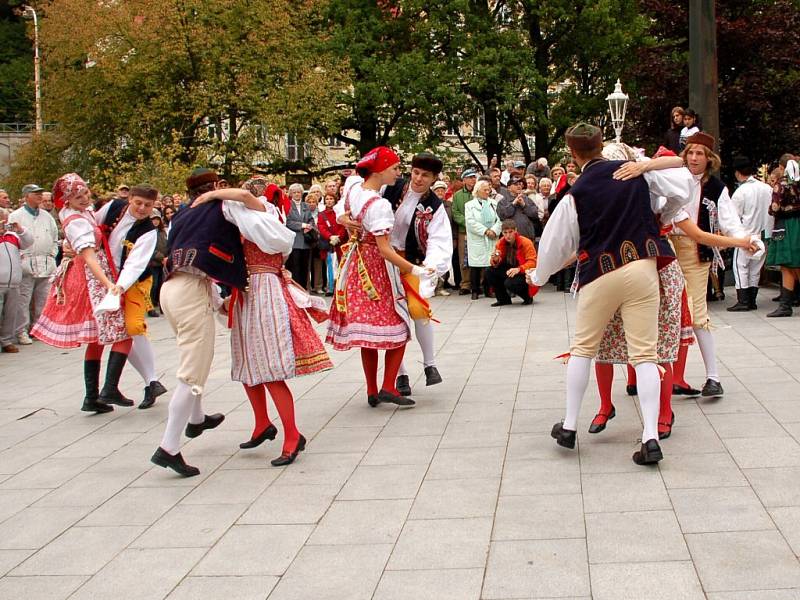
[[726, 288, 751, 312], [99, 351, 134, 406], [424, 366, 442, 386], [748, 287, 758, 310], [139, 380, 167, 410], [767, 287, 794, 318], [396, 375, 412, 396], [81, 359, 113, 413]]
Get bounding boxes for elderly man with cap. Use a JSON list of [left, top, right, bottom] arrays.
[[8, 184, 58, 346], [528, 123, 694, 465], [725, 156, 773, 312], [151, 167, 293, 477], [452, 168, 478, 294], [94, 183, 168, 409], [382, 152, 453, 396], [496, 176, 540, 242]]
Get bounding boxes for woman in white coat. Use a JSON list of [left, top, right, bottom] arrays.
[[465, 179, 502, 299]]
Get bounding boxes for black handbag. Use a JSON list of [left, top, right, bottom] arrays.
[[304, 226, 319, 247]]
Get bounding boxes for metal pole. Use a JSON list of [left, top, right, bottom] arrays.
[[24, 6, 42, 134], [689, 0, 719, 147]]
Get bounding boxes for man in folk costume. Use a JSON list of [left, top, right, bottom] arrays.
[[95, 184, 168, 409], [670, 132, 747, 398], [151, 168, 292, 477], [725, 156, 773, 312], [529, 123, 694, 465], [382, 152, 453, 397]]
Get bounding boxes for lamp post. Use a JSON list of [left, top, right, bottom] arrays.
[[606, 79, 629, 144], [22, 5, 42, 134]]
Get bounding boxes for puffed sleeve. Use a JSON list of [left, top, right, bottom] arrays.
[[65, 215, 97, 253], [362, 197, 395, 235], [222, 200, 295, 257]]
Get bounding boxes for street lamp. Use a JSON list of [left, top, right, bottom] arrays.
[[606, 79, 628, 144], [21, 5, 42, 134]]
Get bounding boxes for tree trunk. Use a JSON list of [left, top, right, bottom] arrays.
[[483, 101, 501, 170]]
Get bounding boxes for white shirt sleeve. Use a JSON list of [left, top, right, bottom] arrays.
[[716, 187, 747, 238], [335, 175, 365, 223], [643, 167, 695, 224], [116, 229, 157, 292], [422, 205, 454, 275], [362, 197, 395, 234], [529, 194, 579, 286], [65, 216, 97, 253], [221, 200, 295, 257], [94, 201, 112, 226]]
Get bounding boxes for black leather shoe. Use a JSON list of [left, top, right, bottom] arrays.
[[701, 379, 724, 397], [271, 435, 306, 466], [396, 375, 412, 396], [81, 397, 114, 413], [521, 297, 533, 305], [239, 424, 278, 449], [139, 380, 167, 409], [658, 412, 675, 440], [490, 301, 511, 307], [424, 366, 442, 386], [459, 289, 471, 296], [588, 405, 615, 434], [151, 447, 200, 477], [378, 389, 415, 407], [551, 422, 576, 449], [626, 384, 638, 396], [367, 394, 380, 407], [673, 384, 701, 397], [471, 292, 479, 300], [185, 413, 225, 438], [632, 439, 663, 465]]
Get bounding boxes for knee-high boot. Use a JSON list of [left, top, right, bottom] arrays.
[[99, 351, 134, 407], [81, 359, 113, 413]]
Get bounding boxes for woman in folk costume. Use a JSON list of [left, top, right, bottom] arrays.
[[195, 178, 332, 466], [327, 146, 434, 407], [31, 174, 130, 414], [589, 146, 759, 440], [766, 155, 800, 317]]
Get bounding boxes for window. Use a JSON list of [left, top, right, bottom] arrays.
[[286, 133, 306, 161], [472, 113, 485, 137], [327, 135, 343, 147]]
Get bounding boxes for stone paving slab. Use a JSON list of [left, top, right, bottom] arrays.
[[1, 288, 800, 598]]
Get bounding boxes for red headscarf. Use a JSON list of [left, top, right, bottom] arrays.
[[356, 146, 400, 175], [53, 173, 89, 210], [264, 182, 290, 219]]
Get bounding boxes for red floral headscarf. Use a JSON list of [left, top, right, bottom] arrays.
[[53, 173, 89, 210]]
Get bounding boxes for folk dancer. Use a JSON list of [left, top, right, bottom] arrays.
[[382, 152, 453, 397], [669, 132, 750, 397], [528, 124, 694, 465], [191, 180, 330, 466], [327, 147, 435, 408], [31, 174, 130, 414], [151, 168, 291, 477], [96, 185, 168, 409], [725, 156, 773, 312]]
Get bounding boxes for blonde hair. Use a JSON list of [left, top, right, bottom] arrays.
[[681, 143, 721, 179], [472, 179, 492, 198]]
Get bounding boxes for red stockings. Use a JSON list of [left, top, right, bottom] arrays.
[[84, 339, 132, 361], [659, 362, 674, 436], [672, 344, 690, 389], [360, 345, 407, 397], [244, 381, 300, 454], [593, 362, 614, 425]]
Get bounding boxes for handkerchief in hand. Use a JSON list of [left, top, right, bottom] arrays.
[[94, 291, 121, 315]]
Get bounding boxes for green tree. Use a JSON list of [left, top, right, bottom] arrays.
[[0, 4, 34, 123]]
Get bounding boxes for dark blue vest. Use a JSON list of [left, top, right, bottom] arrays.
[[571, 159, 674, 289], [101, 199, 156, 282], [695, 176, 726, 262], [165, 202, 247, 290]]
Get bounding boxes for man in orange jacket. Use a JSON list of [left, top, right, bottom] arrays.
[[487, 219, 538, 306]]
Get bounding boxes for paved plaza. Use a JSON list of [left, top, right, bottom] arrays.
[[1, 288, 800, 599]]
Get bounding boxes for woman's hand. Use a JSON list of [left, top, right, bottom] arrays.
[[330, 235, 340, 245], [107, 283, 123, 295], [613, 161, 647, 181], [485, 229, 497, 239], [339, 212, 362, 232]]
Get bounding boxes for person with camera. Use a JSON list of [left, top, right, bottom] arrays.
[[496, 176, 540, 242], [487, 220, 537, 306], [0, 208, 33, 353]]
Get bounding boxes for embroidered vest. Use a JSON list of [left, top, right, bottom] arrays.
[[695, 176, 727, 262], [571, 159, 674, 289], [383, 178, 443, 265], [101, 199, 156, 282], [165, 202, 248, 290]]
